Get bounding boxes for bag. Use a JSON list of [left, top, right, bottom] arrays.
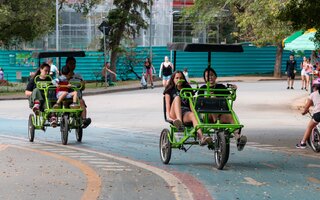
[[141, 74, 147, 88]]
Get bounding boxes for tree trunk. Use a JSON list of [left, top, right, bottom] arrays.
[[274, 43, 283, 78], [110, 50, 118, 82]]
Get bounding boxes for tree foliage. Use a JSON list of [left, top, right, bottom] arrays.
[[279, 0, 320, 47], [0, 0, 56, 47], [105, 0, 150, 78], [184, 0, 238, 43], [231, 0, 292, 46]]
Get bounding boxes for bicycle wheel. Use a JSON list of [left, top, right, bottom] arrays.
[[60, 115, 69, 145], [28, 114, 35, 142], [214, 131, 229, 170], [159, 129, 172, 164], [308, 128, 320, 152]]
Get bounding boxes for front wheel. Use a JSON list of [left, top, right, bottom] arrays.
[[214, 131, 229, 170], [28, 114, 35, 142], [308, 127, 320, 152], [60, 115, 69, 145], [160, 129, 172, 164]]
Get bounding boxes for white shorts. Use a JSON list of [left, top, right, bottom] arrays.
[[301, 69, 307, 76], [56, 91, 73, 99]]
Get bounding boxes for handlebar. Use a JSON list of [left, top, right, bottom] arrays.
[[35, 75, 83, 90], [179, 81, 237, 101]]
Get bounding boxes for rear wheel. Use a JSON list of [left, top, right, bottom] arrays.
[[75, 127, 83, 142], [309, 127, 320, 152], [28, 114, 35, 142], [160, 129, 172, 164], [214, 131, 229, 170], [60, 115, 69, 145]]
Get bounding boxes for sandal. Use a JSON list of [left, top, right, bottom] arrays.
[[173, 119, 183, 130], [199, 136, 213, 146]]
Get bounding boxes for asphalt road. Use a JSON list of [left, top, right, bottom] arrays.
[[1, 80, 320, 200]]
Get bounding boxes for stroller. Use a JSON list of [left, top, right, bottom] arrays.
[[140, 73, 147, 89]]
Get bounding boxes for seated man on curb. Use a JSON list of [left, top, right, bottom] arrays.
[[66, 56, 91, 128]]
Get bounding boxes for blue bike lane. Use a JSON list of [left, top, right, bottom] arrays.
[[84, 127, 320, 200], [1, 118, 320, 200]]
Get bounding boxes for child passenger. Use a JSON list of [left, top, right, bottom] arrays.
[[296, 79, 320, 148], [53, 66, 80, 109]]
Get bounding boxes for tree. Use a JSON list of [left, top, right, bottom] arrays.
[[105, 0, 150, 81], [0, 0, 55, 48], [279, 0, 320, 48], [185, 0, 293, 77], [231, 0, 292, 77], [0, 0, 101, 49], [183, 0, 238, 43]]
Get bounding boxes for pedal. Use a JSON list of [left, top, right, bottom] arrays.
[[179, 145, 187, 152]]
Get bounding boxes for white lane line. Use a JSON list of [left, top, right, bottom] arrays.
[[89, 161, 118, 165], [307, 164, 320, 168], [68, 155, 95, 158], [50, 150, 77, 153], [242, 177, 267, 186], [41, 148, 63, 151], [94, 165, 126, 168], [59, 152, 88, 155], [102, 168, 132, 171], [79, 158, 107, 161]]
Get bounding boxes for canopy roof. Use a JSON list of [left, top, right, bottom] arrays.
[[284, 29, 317, 51], [167, 43, 243, 52], [31, 51, 86, 59]]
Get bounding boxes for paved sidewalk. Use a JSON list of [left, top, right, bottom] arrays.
[[0, 75, 287, 101]]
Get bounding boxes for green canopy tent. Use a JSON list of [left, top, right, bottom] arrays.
[[284, 29, 317, 51]]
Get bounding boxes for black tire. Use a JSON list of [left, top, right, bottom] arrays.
[[214, 131, 229, 170], [60, 115, 69, 145], [28, 114, 35, 142], [75, 127, 83, 142], [308, 128, 320, 152], [160, 129, 172, 164]]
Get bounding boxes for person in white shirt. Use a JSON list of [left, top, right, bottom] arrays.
[[48, 59, 59, 79]]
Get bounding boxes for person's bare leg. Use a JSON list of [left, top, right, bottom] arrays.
[[56, 92, 67, 104], [291, 79, 294, 88], [80, 99, 87, 119], [169, 96, 182, 121], [162, 79, 166, 87], [301, 76, 305, 89], [302, 120, 318, 143], [305, 75, 310, 91]]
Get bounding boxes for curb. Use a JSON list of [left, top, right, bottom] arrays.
[[0, 76, 295, 101]]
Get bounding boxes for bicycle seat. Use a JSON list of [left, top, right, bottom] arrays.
[[195, 97, 231, 114]]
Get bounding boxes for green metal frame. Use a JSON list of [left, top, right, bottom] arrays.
[[31, 76, 83, 130], [166, 81, 244, 149]]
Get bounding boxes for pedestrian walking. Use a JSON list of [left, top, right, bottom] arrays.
[[285, 54, 297, 89], [159, 56, 174, 87]]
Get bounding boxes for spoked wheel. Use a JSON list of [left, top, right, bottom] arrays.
[[60, 114, 69, 145], [28, 114, 35, 142], [214, 131, 230, 170], [308, 127, 320, 152], [159, 129, 172, 164], [75, 127, 83, 142]]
